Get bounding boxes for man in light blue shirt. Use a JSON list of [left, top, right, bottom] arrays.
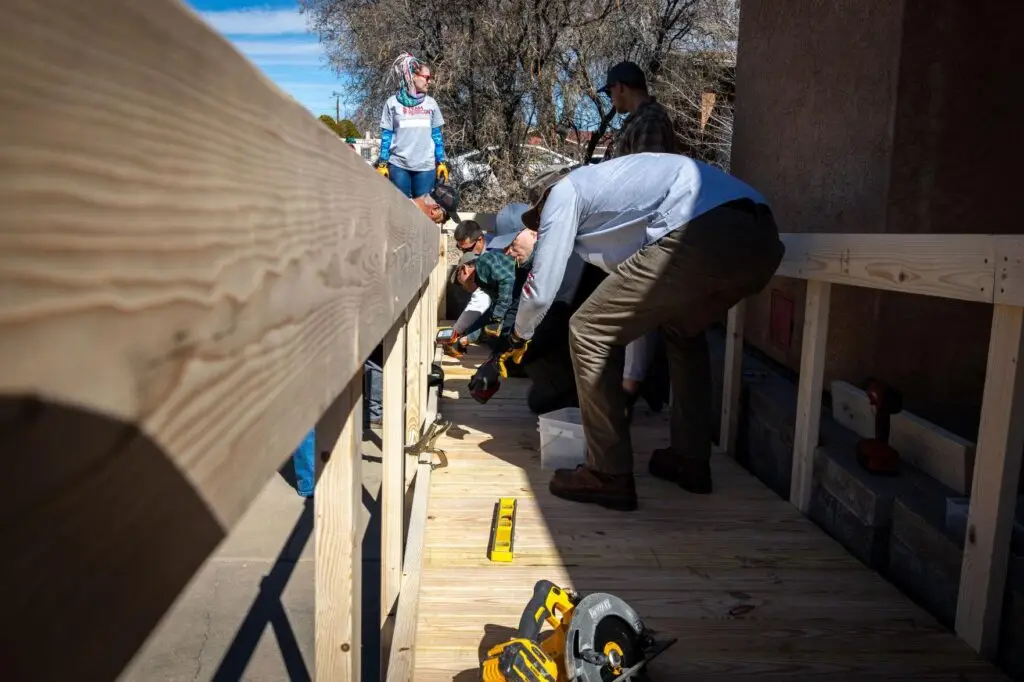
[[503, 153, 785, 511]]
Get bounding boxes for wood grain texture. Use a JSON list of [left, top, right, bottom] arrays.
[[720, 301, 746, 456], [405, 295, 425, 445], [408, 346, 1005, 680], [776, 233, 996, 303], [994, 236, 1024, 307], [956, 304, 1024, 658], [830, 380, 976, 493], [791, 280, 831, 513], [0, 0, 437, 530], [385, 460, 434, 682], [315, 379, 363, 681], [382, 319, 406, 626]]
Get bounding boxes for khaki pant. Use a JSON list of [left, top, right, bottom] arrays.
[[568, 199, 785, 475]]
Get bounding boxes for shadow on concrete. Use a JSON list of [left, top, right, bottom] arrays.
[[211, 499, 314, 682], [0, 396, 225, 682]]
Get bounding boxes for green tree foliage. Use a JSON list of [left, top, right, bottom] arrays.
[[336, 118, 361, 138], [319, 114, 361, 140]]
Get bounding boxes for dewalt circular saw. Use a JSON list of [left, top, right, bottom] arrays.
[[481, 580, 676, 682]]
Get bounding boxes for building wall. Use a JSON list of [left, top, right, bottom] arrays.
[[732, 0, 1022, 437]]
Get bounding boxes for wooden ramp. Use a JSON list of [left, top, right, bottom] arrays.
[[410, 348, 1006, 681]]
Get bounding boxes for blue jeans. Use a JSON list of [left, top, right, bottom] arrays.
[[364, 359, 383, 425], [389, 163, 435, 198], [292, 428, 316, 497]]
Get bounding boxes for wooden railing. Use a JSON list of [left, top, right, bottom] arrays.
[[0, 1, 446, 680], [719, 233, 1024, 662]]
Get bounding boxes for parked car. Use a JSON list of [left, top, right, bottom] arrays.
[[448, 144, 580, 190]]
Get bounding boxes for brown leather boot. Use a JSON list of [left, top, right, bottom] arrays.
[[648, 448, 713, 494], [549, 465, 638, 511]]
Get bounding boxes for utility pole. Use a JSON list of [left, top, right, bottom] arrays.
[[332, 90, 343, 124]]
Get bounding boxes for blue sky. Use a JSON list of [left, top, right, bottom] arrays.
[[187, 0, 351, 120]]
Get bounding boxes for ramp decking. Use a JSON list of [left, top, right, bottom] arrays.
[[410, 348, 1006, 681]]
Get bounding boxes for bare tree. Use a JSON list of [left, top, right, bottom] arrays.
[[300, 0, 740, 209]]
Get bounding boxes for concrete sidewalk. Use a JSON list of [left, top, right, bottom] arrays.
[[120, 433, 385, 682]]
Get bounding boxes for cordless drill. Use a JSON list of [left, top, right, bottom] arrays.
[[855, 378, 903, 475]]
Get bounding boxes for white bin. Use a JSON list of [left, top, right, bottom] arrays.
[[538, 407, 587, 470]]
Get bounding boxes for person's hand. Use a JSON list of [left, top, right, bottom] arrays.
[[435, 161, 449, 183], [482, 318, 502, 338], [376, 161, 389, 178], [496, 332, 530, 378]]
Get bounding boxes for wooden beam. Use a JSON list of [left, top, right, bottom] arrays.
[[719, 301, 746, 456], [830, 380, 976, 494], [384, 459, 434, 682], [956, 304, 1024, 658], [405, 293, 425, 445], [315, 378, 363, 682], [790, 280, 832, 513], [381, 319, 406, 628], [0, 0, 436, 677], [776, 233, 995, 304]]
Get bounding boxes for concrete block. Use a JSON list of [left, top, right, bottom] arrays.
[[812, 439, 904, 527], [888, 496, 963, 629], [809, 483, 890, 568]]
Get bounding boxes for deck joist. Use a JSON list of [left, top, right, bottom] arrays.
[[409, 348, 1007, 681]]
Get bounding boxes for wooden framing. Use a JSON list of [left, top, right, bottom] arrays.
[[2, 0, 1022, 674], [315, 378, 364, 681], [381, 319, 407, 627], [956, 305, 1024, 658], [717, 232, 1024, 662], [0, 0, 443, 679], [719, 301, 746, 456]]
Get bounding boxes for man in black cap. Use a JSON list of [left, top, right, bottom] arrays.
[[413, 182, 461, 225], [599, 61, 679, 159]]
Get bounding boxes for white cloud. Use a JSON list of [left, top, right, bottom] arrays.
[[232, 40, 321, 55], [198, 8, 311, 35]]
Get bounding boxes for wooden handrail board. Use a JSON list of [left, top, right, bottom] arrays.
[[0, 1, 437, 679], [0, 0, 436, 526], [777, 233, 997, 303]]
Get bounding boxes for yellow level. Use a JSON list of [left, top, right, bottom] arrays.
[[487, 497, 517, 562]]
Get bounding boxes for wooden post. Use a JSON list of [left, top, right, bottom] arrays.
[[315, 378, 363, 682], [405, 294, 425, 446], [381, 319, 406, 627], [719, 301, 746, 456], [790, 280, 831, 513], [956, 304, 1024, 658]]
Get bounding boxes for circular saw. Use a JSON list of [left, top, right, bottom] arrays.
[[481, 580, 676, 682]]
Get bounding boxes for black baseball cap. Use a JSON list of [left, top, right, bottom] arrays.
[[431, 183, 461, 223], [598, 61, 647, 94], [450, 250, 479, 283]]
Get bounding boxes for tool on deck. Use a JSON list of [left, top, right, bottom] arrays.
[[487, 497, 517, 562], [469, 358, 503, 404], [482, 580, 676, 682], [855, 378, 903, 475]]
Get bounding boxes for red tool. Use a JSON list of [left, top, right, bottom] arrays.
[[855, 379, 903, 475]]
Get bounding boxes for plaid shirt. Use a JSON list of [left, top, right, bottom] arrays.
[[606, 97, 679, 159], [474, 250, 517, 323]]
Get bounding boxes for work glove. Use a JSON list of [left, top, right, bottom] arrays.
[[439, 330, 465, 359], [435, 161, 450, 183], [482, 318, 503, 338], [496, 332, 530, 379], [376, 160, 389, 178]]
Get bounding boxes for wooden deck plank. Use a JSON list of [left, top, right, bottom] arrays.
[[412, 349, 1007, 681]]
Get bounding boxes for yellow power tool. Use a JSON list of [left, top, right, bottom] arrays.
[[481, 580, 676, 682]]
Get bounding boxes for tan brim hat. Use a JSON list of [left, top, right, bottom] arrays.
[[521, 167, 573, 230]]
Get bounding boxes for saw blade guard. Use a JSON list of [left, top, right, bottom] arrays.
[[564, 593, 646, 682]]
